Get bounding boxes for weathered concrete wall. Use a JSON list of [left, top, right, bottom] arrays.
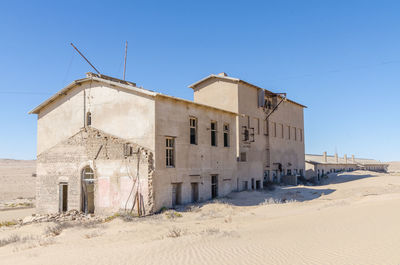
[[36, 81, 155, 156], [268, 100, 305, 180], [36, 127, 154, 215], [193, 78, 239, 113], [193, 76, 306, 187], [153, 96, 237, 210]]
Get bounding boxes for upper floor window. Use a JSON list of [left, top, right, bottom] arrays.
[[189, 117, 197, 145], [287, 125, 290, 140], [86, 112, 91, 126], [166, 137, 175, 167], [263, 119, 269, 136], [223, 124, 229, 147], [211, 121, 217, 146]]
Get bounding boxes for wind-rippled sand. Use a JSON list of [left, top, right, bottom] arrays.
[[1, 170, 400, 265]]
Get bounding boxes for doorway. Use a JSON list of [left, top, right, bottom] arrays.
[[59, 183, 68, 212], [172, 183, 182, 207], [82, 166, 95, 214], [256, 180, 261, 190], [191, 183, 199, 203], [211, 175, 218, 199]]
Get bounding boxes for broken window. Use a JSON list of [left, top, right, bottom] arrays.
[[243, 127, 249, 141], [166, 137, 174, 167], [86, 112, 91, 126], [189, 117, 197, 145], [287, 125, 290, 140], [294, 127, 297, 141], [223, 123, 229, 147], [211, 121, 217, 146], [241, 126, 255, 142]]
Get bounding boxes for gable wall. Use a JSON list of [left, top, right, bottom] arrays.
[[37, 81, 156, 155]]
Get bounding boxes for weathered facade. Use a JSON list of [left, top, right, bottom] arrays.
[[30, 72, 306, 215], [36, 128, 154, 215], [191, 73, 306, 186], [305, 152, 388, 181]]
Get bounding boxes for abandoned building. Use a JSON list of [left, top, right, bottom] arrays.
[[305, 152, 388, 181], [29, 72, 306, 215]]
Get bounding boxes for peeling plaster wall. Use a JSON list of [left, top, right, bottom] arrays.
[[36, 128, 154, 215], [36, 81, 155, 156]]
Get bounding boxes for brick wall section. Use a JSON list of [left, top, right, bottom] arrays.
[[36, 127, 154, 215]]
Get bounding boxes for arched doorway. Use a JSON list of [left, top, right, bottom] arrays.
[[81, 166, 95, 214]]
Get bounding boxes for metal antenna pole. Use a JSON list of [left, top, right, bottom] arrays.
[[70, 43, 101, 75], [123, 41, 128, 80]]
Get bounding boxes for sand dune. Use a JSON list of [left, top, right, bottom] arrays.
[[0, 159, 36, 201], [1, 170, 400, 265]]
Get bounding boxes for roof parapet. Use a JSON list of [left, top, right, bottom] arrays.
[[86, 72, 136, 87]]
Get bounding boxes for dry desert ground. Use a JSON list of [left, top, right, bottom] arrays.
[[1, 162, 400, 264]]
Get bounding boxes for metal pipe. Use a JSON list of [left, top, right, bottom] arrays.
[[70, 43, 101, 74]]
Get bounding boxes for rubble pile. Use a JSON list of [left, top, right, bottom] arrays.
[[20, 210, 103, 225]]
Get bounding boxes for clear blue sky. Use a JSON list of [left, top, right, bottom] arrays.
[[0, 0, 399, 161]]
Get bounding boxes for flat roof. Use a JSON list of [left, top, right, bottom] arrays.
[[305, 154, 388, 166], [29, 73, 238, 116], [188, 74, 307, 108]]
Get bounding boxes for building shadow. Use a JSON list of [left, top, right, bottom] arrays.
[[319, 172, 377, 185], [217, 187, 335, 207]]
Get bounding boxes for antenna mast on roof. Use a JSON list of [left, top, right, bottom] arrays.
[[70, 43, 101, 75], [123, 41, 128, 80]]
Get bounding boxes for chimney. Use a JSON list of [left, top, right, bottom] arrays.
[[335, 153, 338, 163], [218, 72, 228, 77], [344, 154, 347, 164], [323, 152, 327, 162], [352, 155, 355, 163]]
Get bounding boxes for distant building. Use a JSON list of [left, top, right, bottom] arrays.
[[305, 152, 388, 181], [29, 72, 306, 215]]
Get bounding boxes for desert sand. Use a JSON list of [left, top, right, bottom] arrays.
[[1, 170, 400, 265], [0, 159, 36, 201], [388, 161, 400, 172]]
